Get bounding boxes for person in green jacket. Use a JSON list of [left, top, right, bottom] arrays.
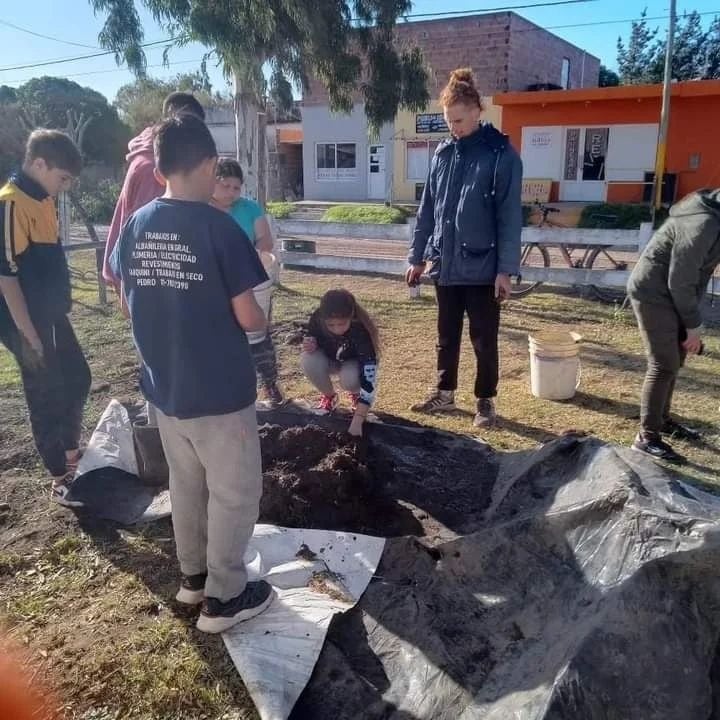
[[627, 190, 720, 464]]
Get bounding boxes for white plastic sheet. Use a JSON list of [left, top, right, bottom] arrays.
[[75, 401, 386, 718], [226, 525, 386, 720], [75, 399, 139, 477]]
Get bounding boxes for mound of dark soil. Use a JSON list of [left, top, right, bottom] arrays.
[[258, 424, 421, 535]]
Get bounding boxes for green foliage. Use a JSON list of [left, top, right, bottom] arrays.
[[74, 178, 122, 224], [266, 202, 294, 219], [322, 205, 406, 224], [616, 8, 661, 85], [617, 9, 720, 84], [522, 205, 533, 226], [14, 76, 130, 166], [578, 203, 652, 229], [0, 85, 18, 103], [0, 102, 28, 180], [114, 72, 231, 134], [88, 0, 430, 134], [599, 65, 620, 87]]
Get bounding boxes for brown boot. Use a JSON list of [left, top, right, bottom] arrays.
[[473, 398, 497, 429]]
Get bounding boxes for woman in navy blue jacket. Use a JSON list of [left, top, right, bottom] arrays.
[[407, 68, 523, 429]]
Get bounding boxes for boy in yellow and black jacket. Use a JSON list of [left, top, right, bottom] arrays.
[[0, 129, 90, 504]]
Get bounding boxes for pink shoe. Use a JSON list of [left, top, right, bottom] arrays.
[[316, 394, 338, 413]]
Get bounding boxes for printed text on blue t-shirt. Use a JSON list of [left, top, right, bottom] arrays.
[[129, 232, 204, 290]]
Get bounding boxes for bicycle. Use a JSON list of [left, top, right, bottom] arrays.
[[511, 202, 628, 303]]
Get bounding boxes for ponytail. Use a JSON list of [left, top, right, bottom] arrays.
[[318, 289, 381, 356]]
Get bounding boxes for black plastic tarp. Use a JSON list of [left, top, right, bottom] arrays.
[[291, 430, 720, 720]]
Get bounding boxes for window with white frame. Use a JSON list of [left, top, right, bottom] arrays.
[[561, 58, 571, 90], [315, 142, 358, 181], [406, 140, 440, 181]]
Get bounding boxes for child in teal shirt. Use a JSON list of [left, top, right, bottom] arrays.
[[212, 158, 284, 407]]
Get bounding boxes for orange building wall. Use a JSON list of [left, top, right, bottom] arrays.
[[499, 87, 720, 202]]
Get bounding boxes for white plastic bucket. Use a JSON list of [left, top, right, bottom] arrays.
[[261, 251, 280, 285], [247, 253, 279, 345], [529, 330, 582, 400]]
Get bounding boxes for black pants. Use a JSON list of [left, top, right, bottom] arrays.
[[630, 299, 686, 436], [435, 284, 500, 399], [250, 333, 279, 389], [0, 313, 91, 476]]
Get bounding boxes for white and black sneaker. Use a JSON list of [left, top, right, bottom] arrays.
[[632, 432, 686, 465], [410, 390, 455, 414], [50, 472, 84, 507], [196, 580, 275, 634], [176, 572, 207, 605]]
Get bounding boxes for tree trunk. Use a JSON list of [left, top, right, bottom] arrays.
[[69, 191, 107, 305], [233, 71, 261, 201], [257, 110, 267, 208], [232, 70, 269, 205]]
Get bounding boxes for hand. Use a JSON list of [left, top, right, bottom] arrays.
[[405, 264, 425, 287], [20, 334, 44, 371], [495, 273, 512, 302], [302, 336, 318, 353], [348, 415, 365, 437], [682, 329, 703, 355]]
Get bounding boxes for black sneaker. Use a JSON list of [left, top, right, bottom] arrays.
[[265, 384, 285, 409], [176, 572, 207, 605], [662, 419, 702, 442], [196, 580, 275, 633], [632, 433, 686, 465], [473, 398, 497, 429]]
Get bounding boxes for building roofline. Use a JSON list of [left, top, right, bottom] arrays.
[[494, 79, 720, 105], [394, 11, 598, 61], [508, 13, 600, 62]]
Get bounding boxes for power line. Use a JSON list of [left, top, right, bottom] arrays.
[[3, 6, 720, 76], [0, 18, 100, 49], [2, 57, 210, 86], [0, 1, 596, 73], [506, 9, 720, 33], [0, 37, 182, 73]]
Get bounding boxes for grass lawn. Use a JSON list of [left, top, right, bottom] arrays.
[[321, 204, 407, 224], [265, 201, 294, 220], [1, 253, 719, 719]]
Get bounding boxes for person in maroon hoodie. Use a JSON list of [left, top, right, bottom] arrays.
[[102, 92, 206, 288]]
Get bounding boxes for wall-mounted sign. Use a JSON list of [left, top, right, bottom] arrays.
[[530, 131, 554, 147], [564, 128, 580, 181], [416, 113, 449, 134], [521, 179, 553, 204]]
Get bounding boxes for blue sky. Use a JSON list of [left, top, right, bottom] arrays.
[[0, 1, 716, 103]]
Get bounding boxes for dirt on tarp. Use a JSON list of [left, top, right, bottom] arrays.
[[250, 411, 720, 720], [66, 404, 720, 719]]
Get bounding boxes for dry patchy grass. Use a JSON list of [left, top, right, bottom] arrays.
[[0, 252, 718, 718]]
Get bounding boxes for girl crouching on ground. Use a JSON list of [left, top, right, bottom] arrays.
[[301, 289, 379, 436]]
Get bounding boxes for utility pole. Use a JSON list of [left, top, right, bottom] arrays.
[[652, 0, 676, 216]]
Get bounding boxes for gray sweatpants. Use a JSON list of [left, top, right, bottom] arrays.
[[630, 299, 687, 436], [156, 404, 262, 602], [300, 352, 360, 396]]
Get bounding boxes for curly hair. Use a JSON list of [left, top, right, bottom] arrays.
[[440, 68, 484, 110]]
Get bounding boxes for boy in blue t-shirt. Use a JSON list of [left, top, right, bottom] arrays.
[[111, 115, 274, 634], [212, 158, 284, 407]]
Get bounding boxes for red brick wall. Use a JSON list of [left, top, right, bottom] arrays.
[[509, 14, 600, 91], [303, 12, 599, 105], [395, 13, 512, 97]]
